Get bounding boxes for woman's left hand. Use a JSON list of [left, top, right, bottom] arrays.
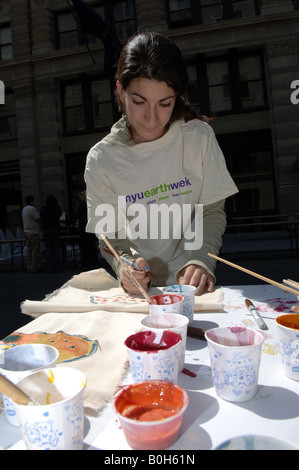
[[120, 257, 152, 295], [178, 264, 215, 295]]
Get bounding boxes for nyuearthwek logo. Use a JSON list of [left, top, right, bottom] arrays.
[[290, 80, 299, 105], [0, 80, 4, 105]]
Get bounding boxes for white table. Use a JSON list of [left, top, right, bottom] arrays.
[[1, 285, 299, 451]]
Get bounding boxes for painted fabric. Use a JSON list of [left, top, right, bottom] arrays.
[[20, 269, 224, 318]]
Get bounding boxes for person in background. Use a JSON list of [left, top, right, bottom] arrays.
[[40, 195, 62, 273], [75, 190, 99, 270], [85, 32, 238, 294], [59, 208, 70, 263], [22, 195, 41, 273]]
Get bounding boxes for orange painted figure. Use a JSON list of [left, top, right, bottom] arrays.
[[0, 331, 99, 363]]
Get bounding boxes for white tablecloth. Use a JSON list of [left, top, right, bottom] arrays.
[[1, 284, 299, 451]]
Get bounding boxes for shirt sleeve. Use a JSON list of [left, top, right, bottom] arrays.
[[174, 199, 226, 282], [199, 125, 238, 205], [84, 145, 138, 278]]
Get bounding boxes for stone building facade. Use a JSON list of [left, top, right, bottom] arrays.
[[0, 0, 298, 234]]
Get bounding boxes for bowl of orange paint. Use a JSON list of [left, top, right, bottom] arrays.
[[114, 380, 189, 450], [276, 314, 299, 381]]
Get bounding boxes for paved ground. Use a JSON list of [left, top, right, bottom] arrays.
[[0, 230, 298, 339]]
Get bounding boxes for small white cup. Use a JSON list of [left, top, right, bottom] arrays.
[[148, 294, 184, 316], [162, 285, 196, 322], [0, 344, 59, 426], [276, 314, 299, 381], [14, 367, 86, 450], [124, 330, 182, 383], [141, 313, 189, 371], [205, 327, 264, 402]]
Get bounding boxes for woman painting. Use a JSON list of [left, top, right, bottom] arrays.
[[85, 32, 238, 294]]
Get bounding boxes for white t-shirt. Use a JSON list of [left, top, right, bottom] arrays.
[[22, 205, 40, 234], [85, 118, 238, 284]]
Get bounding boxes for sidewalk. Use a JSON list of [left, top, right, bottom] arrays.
[[0, 230, 298, 339]]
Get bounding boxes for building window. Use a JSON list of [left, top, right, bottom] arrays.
[[65, 153, 87, 221], [91, 79, 114, 128], [0, 23, 12, 60], [168, 0, 259, 27], [191, 50, 267, 116], [113, 0, 136, 39], [56, 10, 82, 49], [61, 76, 116, 134], [0, 160, 21, 236], [169, 0, 193, 28], [206, 59, 232, 113], [0, 90, 17, 141], [56, 0, 136, 50], [63, 82, 85, 132], [218, 130, 276, 217], [187, 54, 274, 217]]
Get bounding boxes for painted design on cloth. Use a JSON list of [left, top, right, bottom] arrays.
[[0, 331, 99, 363], [90, 294, 148, 305]]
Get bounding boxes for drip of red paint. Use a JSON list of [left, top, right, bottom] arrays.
[[182, 368, 197, 377]]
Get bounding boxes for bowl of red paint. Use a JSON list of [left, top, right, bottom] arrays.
[[114, 380, 189, 450], [148, 294, 184, 316]]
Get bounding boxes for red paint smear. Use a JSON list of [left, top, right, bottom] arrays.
[[264, 298, 297, 313], [182, 368, 197, 378]]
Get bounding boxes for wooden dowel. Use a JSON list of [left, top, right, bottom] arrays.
[[208, 253, 299, 296], [283, 279, 299, 291], [0, 374, 31, 405], [101, 234, 154, 304]]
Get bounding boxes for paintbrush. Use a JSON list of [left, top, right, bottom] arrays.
[[101, 234, 154, 304], [103, 246, 153, 276], [208, 253, 299, 296], [187, 325, 207, 341], [283, 279, 299, 290], [245, 299, 268, 330], [0, 374, 40, 406]]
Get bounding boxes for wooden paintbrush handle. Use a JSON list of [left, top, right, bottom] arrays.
[[208, 253, 299, 296], [101, 234, 154, 304], [0, 374, 30, 405], [187, 326, 207, 341]]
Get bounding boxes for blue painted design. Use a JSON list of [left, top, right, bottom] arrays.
[[210, 349, 258, 398], [279, 337, 299, 371], [22, 419, 61, 449]]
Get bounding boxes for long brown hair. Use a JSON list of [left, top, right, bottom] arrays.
[[115, 32, 210, 125]]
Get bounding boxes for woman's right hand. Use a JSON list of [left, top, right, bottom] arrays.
[[120, 257, 152, 294]]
